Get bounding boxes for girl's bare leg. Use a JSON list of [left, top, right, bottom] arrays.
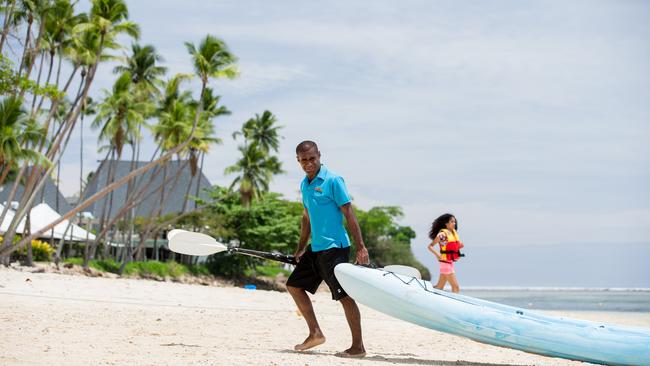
[[448, 273, 460, 293], [435, 274, 448, 290]]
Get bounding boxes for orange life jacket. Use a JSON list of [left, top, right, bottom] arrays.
[[439, 228, 464, 263]]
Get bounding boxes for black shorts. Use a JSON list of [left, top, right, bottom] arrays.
[[286, 246, 350, 301]]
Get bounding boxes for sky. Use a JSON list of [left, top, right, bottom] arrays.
[[53, 0, 649, 287]]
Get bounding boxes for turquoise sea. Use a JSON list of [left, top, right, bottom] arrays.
[[463, 288, 650, 312]]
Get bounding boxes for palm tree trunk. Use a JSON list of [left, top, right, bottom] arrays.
[[87, 151, 115, 267], [180, 167, 195, 214], [35, 65, 79, 142], [125, 145, 137, 259], [194, 152, 205, 210], [94, 147, 166, 249], [30, 50, 46, 114], [0, 165, 26, 228], [94, 161, 174, 250], [0, 0, 16, 53], [133, 160, 190, 259], [136, 206, 206, 262], [35, 49, 56, 115], [16, 16, 33, 80], [189, 152, 205, 232], [79, 102, 85, 201], [25, 212, 32, 266], [0, 161, 12, 187], [55, 51, 62, 87], [74, 152, 107, 264], [18, 16, 45, 99], [130, 162, 169, 259], [54, 220, 73, 267]]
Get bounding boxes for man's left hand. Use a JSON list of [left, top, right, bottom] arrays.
[[355, 246, 370, 265]]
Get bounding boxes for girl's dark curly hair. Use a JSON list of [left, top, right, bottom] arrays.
[[429, 213, 457, 240]]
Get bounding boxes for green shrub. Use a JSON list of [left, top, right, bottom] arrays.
[[63, 258, 120, 273], [245, 264, 291, 277], [186, 264, 210, 276], [123, 260, 189, 279], [64, 257, 83, 266], [92, 259, 120, 273], [10, 238, 55, 262]]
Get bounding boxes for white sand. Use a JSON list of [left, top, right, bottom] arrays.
[[2, 267, 650, 366]]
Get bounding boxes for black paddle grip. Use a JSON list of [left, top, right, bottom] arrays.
[[229, 247, 297, 265]]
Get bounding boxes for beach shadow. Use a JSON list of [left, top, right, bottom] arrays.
[[277, 349, 530, 366], [361, 354, 531, 366], [160, 342, 201, 348]]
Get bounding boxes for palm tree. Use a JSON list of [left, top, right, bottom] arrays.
[[0, 96, 48, 241], [14, 0, 55, 99], [109, 43, 165, 261], [88, 71, 149, 262], [63, 0, 139, 119], [0, 96, 47, 182], [189, 88, 226, 171], [178, 88, 227, 213], [225, 144, 283, 206], [184, 34, 237, 135], [0, 32, 239, 259], [33, 0, 85, 114], [113, 43, 166, 100], [234, 110, 282, 153], [226, 110, 283, 205], [93, 72, 148, 158]]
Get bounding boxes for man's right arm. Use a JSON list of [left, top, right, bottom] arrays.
[[295, 208, 311, 261]]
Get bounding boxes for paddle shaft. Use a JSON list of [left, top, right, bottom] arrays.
[[229, 247, 297, 265]]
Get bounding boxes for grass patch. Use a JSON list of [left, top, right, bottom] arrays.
[[64, 258, 120, 273], [63, 258, 210, 279], [186, 264, 211, 276], [123, 261, 187, 278], [245, 264, 291, 277]]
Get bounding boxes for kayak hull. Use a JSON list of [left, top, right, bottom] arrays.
[[334, 263, 650, 366]]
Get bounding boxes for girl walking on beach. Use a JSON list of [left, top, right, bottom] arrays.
[[427, 213, 464, 293]]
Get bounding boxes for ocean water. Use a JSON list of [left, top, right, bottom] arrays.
[[461, 288, 650, 312]]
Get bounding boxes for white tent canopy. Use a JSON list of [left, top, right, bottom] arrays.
[[0, 203, 16, 233], [0, 203, 95, 241]]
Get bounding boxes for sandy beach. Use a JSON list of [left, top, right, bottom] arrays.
[[2, 267, 650, 366]]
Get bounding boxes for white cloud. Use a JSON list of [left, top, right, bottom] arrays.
[[219, 62, 313, 96]]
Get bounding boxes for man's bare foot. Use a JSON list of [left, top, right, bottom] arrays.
[[294, 334, 326, 351], [335, 347, 366, 358]]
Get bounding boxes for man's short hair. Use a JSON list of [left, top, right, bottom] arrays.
[[296, 140, 319, 154]]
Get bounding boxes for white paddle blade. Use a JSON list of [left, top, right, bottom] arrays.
[[168, 230, 228, 256], [383, 265, 422, 279], [167, 229, 187, 241]]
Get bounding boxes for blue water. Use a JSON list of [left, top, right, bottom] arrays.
[[462, 288, 650, 312]]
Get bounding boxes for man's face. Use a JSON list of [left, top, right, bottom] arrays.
[[297, 147, 321, 177]]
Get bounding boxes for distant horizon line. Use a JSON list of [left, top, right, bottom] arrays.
[[460, 286, 650, 292]]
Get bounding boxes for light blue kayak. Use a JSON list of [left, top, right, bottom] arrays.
[[334, 263, 650, 366]]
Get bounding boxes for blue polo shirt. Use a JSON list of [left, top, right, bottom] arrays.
[[301, 165, 351, 252]]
